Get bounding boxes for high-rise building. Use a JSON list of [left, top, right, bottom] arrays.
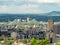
[[54, 24, 60, 34], [27, 17, 30, 22], [53, 24, 60, 41], [46, 19, 56, 43], [47, 19, 54, 31], [11, 32, 18, 38]]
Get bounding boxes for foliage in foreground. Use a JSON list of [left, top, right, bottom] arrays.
[[56, 41, 60, 45], [30, 38, 49, 45]]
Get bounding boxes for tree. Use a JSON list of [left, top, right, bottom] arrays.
[[39, 39, 48, 45], [30, 38, 49, 45], [30, 38, 39, 45]]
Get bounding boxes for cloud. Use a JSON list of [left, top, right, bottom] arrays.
[[37, 0, 57, 3], [0, 3, 60, 14], [0, 0, 60, 4], [28, 0, 60, 3], [0, 0, 60, 14], [0, 4, 41, 14], [35, 0, 60, 3], [0, 0, 60, 6], [0, 6, 8, 13]]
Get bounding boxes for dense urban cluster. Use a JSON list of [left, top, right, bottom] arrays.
[[0, 18, 60, 45]]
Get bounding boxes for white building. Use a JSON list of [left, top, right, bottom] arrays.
[[11, 32, 18, 38]]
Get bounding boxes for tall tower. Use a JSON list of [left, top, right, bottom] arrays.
[[47, 19, 54, 31], [46, 19, 55, 43], [27, 17, 30, 22]]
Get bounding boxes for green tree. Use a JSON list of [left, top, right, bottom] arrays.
[[30, 38, 39, 45], [30, 38, 49, 45], [39, 39, 48, 45]]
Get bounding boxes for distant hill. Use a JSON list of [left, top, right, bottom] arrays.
[[45, 11, 60, 16]]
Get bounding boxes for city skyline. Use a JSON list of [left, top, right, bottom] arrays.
[[0, 0, 60, 14]]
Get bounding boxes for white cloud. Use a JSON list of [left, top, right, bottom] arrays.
[[0, 4, 40, 14], [0, 0, 60, 3], [37, 0, 54, 3], [0, 0, 60, 14], [0, 6, 8, 13], [28, 0, 60, 3]]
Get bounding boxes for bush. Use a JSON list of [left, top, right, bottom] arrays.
[[39, 39, 49, 45], [30, 38, 37, 45], [56, 41, 60, 45], [30, 38, 49, 45]]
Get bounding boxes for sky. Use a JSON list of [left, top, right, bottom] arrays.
[[0, 0, 60, 14]]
